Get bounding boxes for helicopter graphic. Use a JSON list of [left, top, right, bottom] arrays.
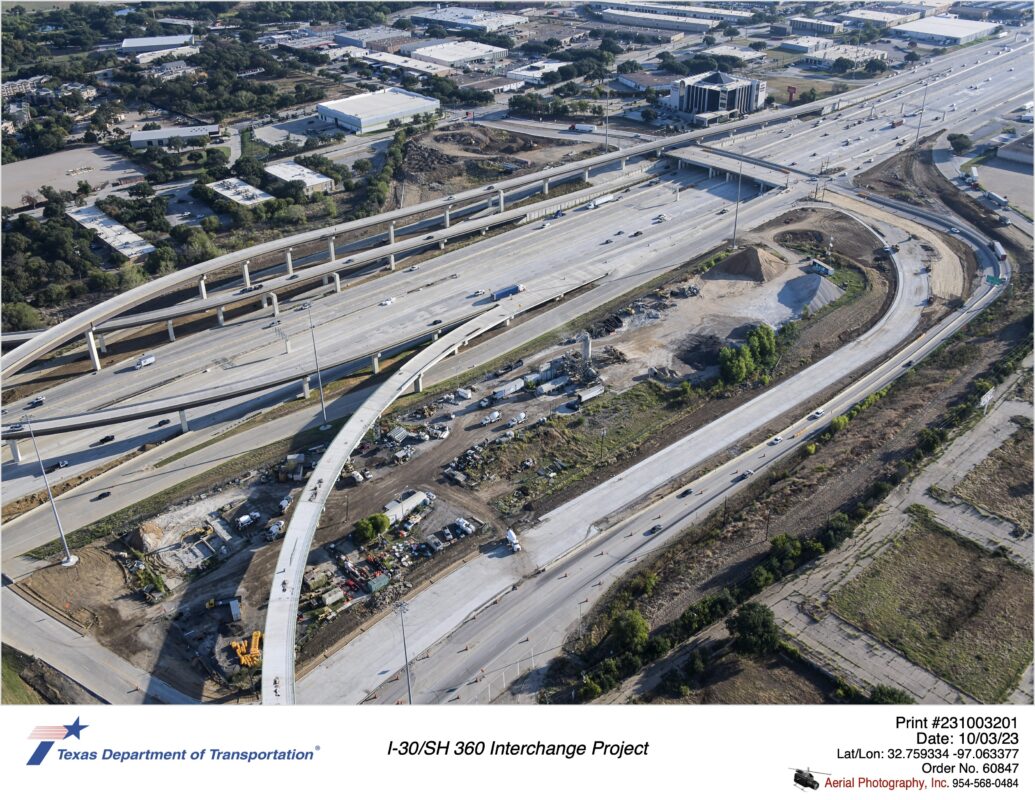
[[790, 766, 831, 791]]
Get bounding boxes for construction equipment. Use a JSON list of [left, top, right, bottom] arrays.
[[231, 630, 263, 667]]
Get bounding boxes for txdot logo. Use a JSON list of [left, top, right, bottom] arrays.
[[27, 718, 88, 766]]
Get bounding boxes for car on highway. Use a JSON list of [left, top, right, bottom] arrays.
[[770, 436, 783, 445], [678, 487, 694, 498], [156, 418, 171, 427], [602, 239, 613, 244], [7, 423, 23, 432], [540, 222, 551, 229], [299, 302, 311, 311], [734, 469, 755, 482], [45, 460, 70, 474], [431, 319, 443, 325], [811, 408, 825, 418], [379, 297, 396, 306], [424, 234, 435, 240], [949, 227, 961, 234], [93, 491, 111, 501], [647, 524, 663, 535], [27, 395, 45, 408], [406, 265, 419, 272], [471, 289, 485, 297], [97, 435, 115, 444], [265, 320, 281, 329], [631, 230, 643, 237]]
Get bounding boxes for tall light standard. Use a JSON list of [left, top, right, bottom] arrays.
[[913, 82, 930, 149], [306, 305, 329, 428], [395, 601, 414, 704], [23, 417, 77, 567], [731, 156, 745, 249]]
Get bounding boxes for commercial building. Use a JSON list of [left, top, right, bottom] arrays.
[[576, 21, 686, 43], [135, 45, 199, 65], [703, 45, 766, 62], [779, 36, 834, 53], [410, 7, 528, 33], [668, 71, 767, 126], [339, 47, 453, 77], [596, 8, 716, 32], [951, 1, 1031, 20], [66, 205, 155, 261], [788, 16, 845, 35], [891, 0, 953, 17], [119, 35, 195, 53], [523, 23, 590, 48], [409, 40, 508, 66], [839, 9, 921, 28], [263, 162, 335, 196], [997, 132, 1033, 165], [146, 60, 197, 81], [455, 75, 526, 94], [398, 37, 459, 56], [797, 44, 887, 69], [1, 75, 48, 99], [590, 2, 750, 23], [207, 178, 274, 207], [316, 88, 440, 133], [891, 15, 1000, 44], [616, 71, 674, 92], [506, 60, 573, 86], [129, 124, 220, 149], [334, 26, 413, 48]]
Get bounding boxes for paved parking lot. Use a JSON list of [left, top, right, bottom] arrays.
[[2, 145, 145, 208]]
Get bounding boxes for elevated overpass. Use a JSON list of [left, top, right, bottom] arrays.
[[666, 145, 797, 190]]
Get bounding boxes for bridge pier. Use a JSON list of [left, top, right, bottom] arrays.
[[582, 168, 589, 182], [178, 409, 189, 433], [302, 376, 311, 399], [497, 189, 505, 212], [198, 275, 207, 300], [620, 157, 627, 170], [327, 237, 336, 262], [97, 333, 107, 354], [444, 205, 451, 228], [9, 438, 22, 463], [242, 260, 251, 289], [439, 240, 446, 250], [217, 306, 225, 327], [167, 320, 176, 342], [480, 227, 487, 236], [372, 352, 381, 375], [389, 221, 396, 245], [388, 252, 396, 270], [542, 177, 550, 196], [322, 275, 329, 286], [86, 329, 102, 372], [286, 248, 294, 276], [504, 317, 512, 327], [432, 332, 439, 341], [268, 292, 280, 317], [333, 273, 341, 293], [413, 374, 424, 393]]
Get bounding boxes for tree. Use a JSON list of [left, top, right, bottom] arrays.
[[702, 34, 716, 46], [723, 26, 740, 38], [904, 51, 920, 62], [870, 685, 916, 704], [610, 609, 650, 652], [947, 133, 972, 155], [641, 107, 658, 124], [749, 40, 768, 51], [726, 603, 780, 656], [829, 415, 849, 434], [617, 59, 641, 74], [352, 158, 372, 174], [127, 182, 155, 198], [831, 57, 856, 74], [865, 57, 887, 74], [1, 302, 44, 331]]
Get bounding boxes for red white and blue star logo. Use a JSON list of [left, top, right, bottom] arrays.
[[26, 718, 88, 765]]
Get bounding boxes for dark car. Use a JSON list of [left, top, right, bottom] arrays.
[[94, 491, 111, 501], [156, 418, 171, 427], [647, 524, 663, 535], [678, 487, 693, 498], [631, 231, 643, 237], [431, 319, 443, 325], [98, 434, 115, 444]]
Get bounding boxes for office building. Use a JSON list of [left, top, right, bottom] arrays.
[[317, 88, 440, 133], [668, 71, 767, 125]]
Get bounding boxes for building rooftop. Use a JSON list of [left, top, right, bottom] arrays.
[[841, 9, 912, 23], [617, 70, 675, 88], [779, 36, 835, 50], [207, 178, 274, 206], [317, 88, 440, 119], [342, 48, 453, 75], [507, 60, 572, 77], [702, 45, 766, 61], [410, 40, 507, 63], [337, 25, 411, 43], [598, 8, 717, 28], [66, 205, 156, 260], [129, 125, 220, 145], [120, 35, 194, 49], [264, 162, 333, 188], [412, 7, 529, 29], [891, 14, 1000, 37]]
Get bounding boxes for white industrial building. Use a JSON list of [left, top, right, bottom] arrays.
[[506, 60, 572, 86], [840, 8, 921, 28], [338, 47, 453, 77], [590, 2, 750, 23], [409, 40, 508, 66], [798, 44, 887, 68], [891, 15, 1000, 44], [596, 8, 716, 32], [263, 162, 335, 195], [129, 124, 220, 148], [703, 45, 766, 62], [334, 26, 412, 48], [207, 178, 274, 207], [788, 16, 845, 35], [67, 205, 155, 260], [779, 36, 835, 53], [411, 7, 528, 32], [317, 88, 440, 133], [120, 34, 195, 53]]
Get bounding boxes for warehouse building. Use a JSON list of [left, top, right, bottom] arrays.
[[120, 34, 195, 53], [207, 178, 274, 207], [891, 14, 1000, 44], [590, 2, 751, 23], [597, 8, 715, 32], [398, 37, 459, 55], [779, 36, 835, 53], [129, 124, 220, 148], [410, 7, 528, 33], [840, 8, 921, 28], [66, 205, 155, 261], [668, 71, 767, 126], [506, 60, 572, 85], [798, 44, 887, 69], [891, 0, 953, 17], [455, 75, 526, 94], [334, 26, 412, 48], [788, 16, 845, 35], [703, 44, 766, 62], [951, 1, 1031, 20], [317, 88, 440, 133], [264, 162, 335, 196], [997, 132, 1033, 166], [409, 40, 508, 66], [339, 47, 453, 77], [616, 71, 674, 92]]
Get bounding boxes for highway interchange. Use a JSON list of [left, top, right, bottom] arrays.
[[1, 36, 1030, 705]]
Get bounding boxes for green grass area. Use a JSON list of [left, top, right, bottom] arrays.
[[240, 128, 271, 161], [2, 646, 44, 705], [830, 512, 1033, 703]]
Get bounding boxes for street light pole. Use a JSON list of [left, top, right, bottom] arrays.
[[395, 601, 414, 705], [913, 83, 929, 149], [306, 305, 329, 427], [731, 156, 744, 249], [24, 418, 77, 567]]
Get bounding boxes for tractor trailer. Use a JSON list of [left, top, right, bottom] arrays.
[[568, 123, 597, 133], [492, 283, 526, 301]]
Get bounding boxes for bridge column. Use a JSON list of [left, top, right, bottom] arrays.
[[444, 205, 451, 228], [388, 254, 396, 271], [480, 228, 487, 236], [504, 317, 512, 328], [242, 260, 251, 289], [302, 376, 311, 399], [268, 292, 280, 317], [286, 248, 294, 275], [167, 320, 176, 342], [497, 189, 504, 212], [389, 221, 396, 245], [582, 168, 589, 182], [333, 273, 341, 293], [372, 352, 381, 375], [85, 329, 102, 372], [413, 374, 424, 393], [9, 438, 22, 464], [655, 148, 662, 157], [97, 333, 107, 354], [217, 306, 225, 327], [620, 157, 627, 170], [322, 274, 330, 286], [542, 177, 550, 196], [178, 409, 189, 433], [432, 332, 439, 341], [327, 236, 336, 262], [439, 240, 446, 250], [198, 275, 207, 300]]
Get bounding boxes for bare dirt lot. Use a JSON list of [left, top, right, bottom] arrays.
[[953, 426, 1034, 534], [1, 145, 146, 208], [829, 517, 1034, 703], [394, 124, 605, 207]]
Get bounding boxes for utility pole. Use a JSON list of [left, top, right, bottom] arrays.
[[24, 418, 77, 567], [731, 155, 744, 249], [604, 82, 610, 152], [395, 601, 413, 705], [306, 305, 329, 428], [913, 83, 929, 149]]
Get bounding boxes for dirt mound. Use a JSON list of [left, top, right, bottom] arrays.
[[709, 246, 788, 282], [675, 333, 724, 370], [127, 521, 163, 553], [778, 274, 845, 314]]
